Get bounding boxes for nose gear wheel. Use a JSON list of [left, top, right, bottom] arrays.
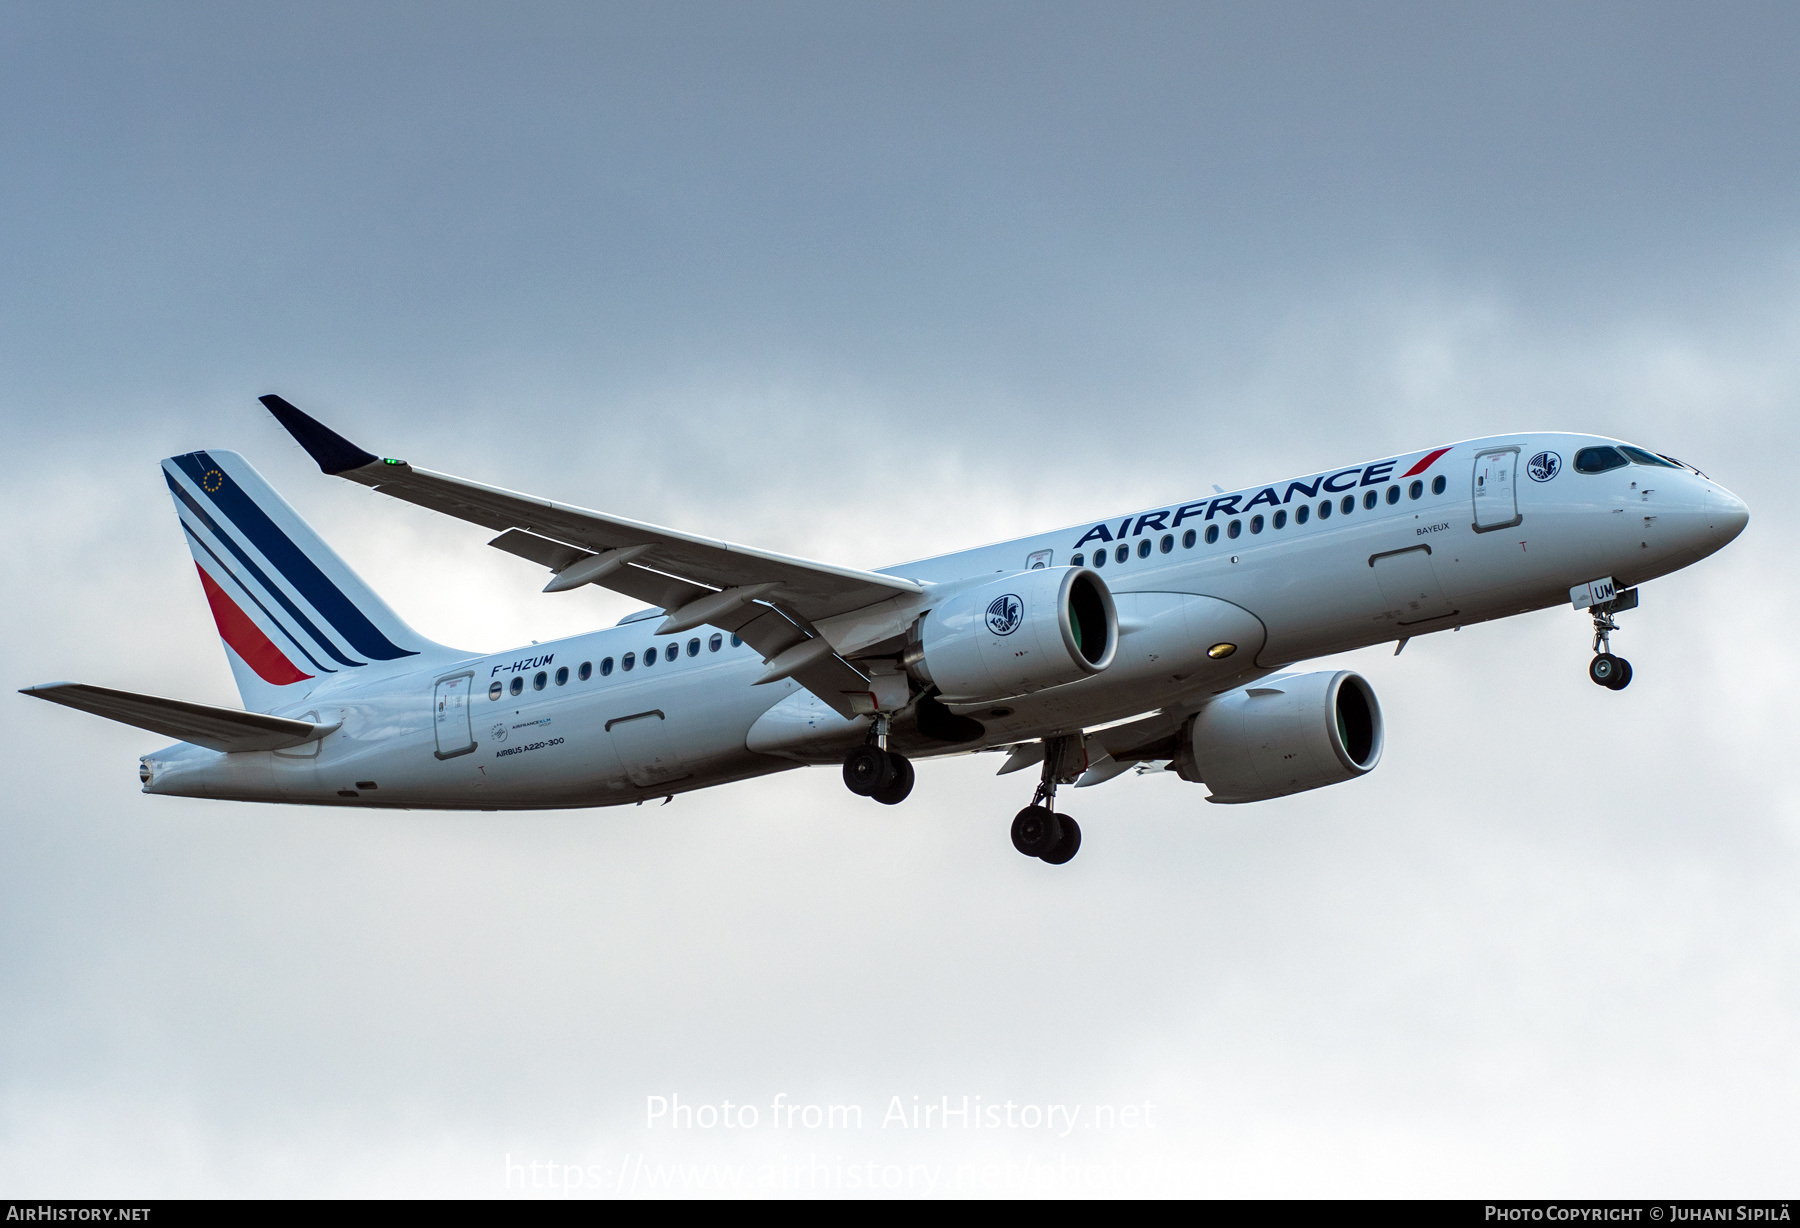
[[1586, 590, 1636, 692], [1589, 653, 1632, 690]]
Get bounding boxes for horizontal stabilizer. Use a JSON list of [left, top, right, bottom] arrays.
[[19, 683, 339, 753]]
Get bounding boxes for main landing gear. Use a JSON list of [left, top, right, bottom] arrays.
[[1587, 590, 1638, 691], [842, 715, 914, 806], [1011, 734, 1083, 866]]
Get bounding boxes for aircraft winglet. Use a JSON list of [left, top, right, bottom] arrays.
[[260, 394, 381, 474]]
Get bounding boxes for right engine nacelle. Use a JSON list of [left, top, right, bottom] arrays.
[[907, 567, 1117, 703], [1173, 670, 1383, 803]]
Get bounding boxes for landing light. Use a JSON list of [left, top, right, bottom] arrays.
[[1208, 643, 1237, 660]]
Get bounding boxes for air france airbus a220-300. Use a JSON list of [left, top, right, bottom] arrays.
[[23, 397, 1749, 864]]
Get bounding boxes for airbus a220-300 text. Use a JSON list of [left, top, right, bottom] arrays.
[[23, 398, 1748, 864]]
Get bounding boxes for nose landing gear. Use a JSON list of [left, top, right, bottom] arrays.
[[1589, 653, 1632, 690], [1585, 587, 1639, 691], [1010, 734, 1085, 865]]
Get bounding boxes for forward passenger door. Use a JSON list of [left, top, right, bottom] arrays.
[[1472, 447, 1521, 531]]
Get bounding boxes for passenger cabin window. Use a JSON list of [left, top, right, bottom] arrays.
[[555, 666, 569, 686], [1296, 504, 1310, 524], [1386, 485, 1400, 504], [1620, 445, 1679, 469], [622, 652, 636, 671], [578, 661, 592, 681], [730, 635, 742, 647], [488, 682, 503, 700], [1160, 534, 1173, 553], [601, 657, 614, 676], [1341, 495, 1355, 515], [1318, 500, 1332, 519], [688, 637, 701, 657], [1273, 509, 1287, 529], [645, 647, 657, 666], [510, 676, 524, 696], [1408, 480, 1424, 500], [1136, 539, 1151, 558], [1227, 519, 1242, 539], [1432, 475, 1448, 494], [1249, 514, 1264, 534], [1205, 524, 1220, 544], [1071, 552, 1084, 567], [1363, 490, 1377, 510], [709, 634, 723, 652], [1115, 544, 1129, 564], [1574, 446, 1629, 474], [1182, 529, 1197, 548], [533, 671, 547, 690], [1092, 548, 1106, 567]]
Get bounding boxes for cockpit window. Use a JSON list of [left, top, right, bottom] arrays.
[[1573, 446, 1628, 474], [1620, 445, 1679, 469]]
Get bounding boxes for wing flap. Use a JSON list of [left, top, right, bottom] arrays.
[[339, 455, 920, 618], [487, 528, 589, 573], [486, 531, 711, 611], [21, 683, 339, 753]]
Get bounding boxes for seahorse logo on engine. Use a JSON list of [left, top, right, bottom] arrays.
[[986, 594, 1024, 636]]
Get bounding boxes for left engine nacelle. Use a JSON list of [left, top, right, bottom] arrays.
[[1173, 670, 1383, 803], [907, 567, 1117, 703]]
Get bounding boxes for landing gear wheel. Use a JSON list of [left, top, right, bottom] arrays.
[[871, 753, 914, 805], [1039, 815, 1081, 865], [843, 744, 895, 796], [1010, 806, 1063, 857], [1589, 653, 1628, 689]]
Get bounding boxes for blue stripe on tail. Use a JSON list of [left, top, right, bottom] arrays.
[[180, 522, 337, 674], [169, 452, 416, 662], [164, 470, 366, 668]]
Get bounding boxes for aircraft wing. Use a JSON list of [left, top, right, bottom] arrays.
[[262, 396, 921, 718], [20, 682, 341, 753]]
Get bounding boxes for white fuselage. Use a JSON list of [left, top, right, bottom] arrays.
[[140, 433, 1748, 809]]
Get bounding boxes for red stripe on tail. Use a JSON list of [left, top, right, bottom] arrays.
[[1401, 447, 1452, 477], [195, 565, 312, 686]]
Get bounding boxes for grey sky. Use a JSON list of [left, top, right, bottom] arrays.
[[3, 2, 1798, 1196]]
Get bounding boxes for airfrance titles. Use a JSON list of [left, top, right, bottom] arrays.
[[1070, 448, 1452, 548]]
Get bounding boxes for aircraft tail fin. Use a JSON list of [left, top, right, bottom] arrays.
[[161, 448, 451, 713]]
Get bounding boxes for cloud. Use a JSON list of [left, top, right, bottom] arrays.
[[4, 4, 1799, 1197]]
